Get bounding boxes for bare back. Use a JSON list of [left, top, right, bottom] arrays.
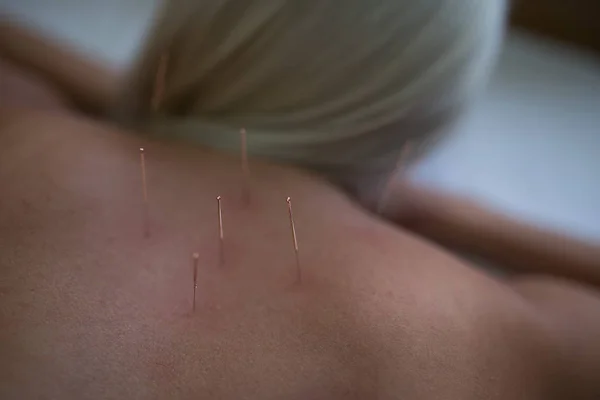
[[0, 110, 585, 399]]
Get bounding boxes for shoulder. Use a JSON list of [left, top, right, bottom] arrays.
[[0, 57, 68, 112], [346, 261, 562, 399]]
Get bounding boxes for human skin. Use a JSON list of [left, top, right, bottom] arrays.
[[382, 181, 600, 288], [0, 58, 67, 111], [1, 22, 600, 400], [5, 17, 600, 287], [1, 106, 600, 399]]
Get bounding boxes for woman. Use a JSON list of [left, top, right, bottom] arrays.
[[1, 4, 600, 399], [4, 0, 509, 206]]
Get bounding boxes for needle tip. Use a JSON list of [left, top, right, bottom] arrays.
[[140, 147, 145, 153], [216, 196, 222, 201], [286, 197, 292, 203], [192, 253, 199, 260]]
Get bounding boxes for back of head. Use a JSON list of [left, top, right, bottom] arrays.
[[116, 0, 507, 199]]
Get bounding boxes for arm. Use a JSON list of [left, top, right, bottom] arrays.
[[512, 275, 600, 399], [384, 181, 600, 398], [0, 18, 120, 115], [384, 180, 600, 287]]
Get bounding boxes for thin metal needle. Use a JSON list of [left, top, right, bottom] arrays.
[[139, 147, 150, 237], [377, 143, 412, 215], [152, 53, 168, 112], [240, 128, 250, 205], [192, 253, 200, 312], [286, 197, 301, 283], [217, 196, 224, 265]]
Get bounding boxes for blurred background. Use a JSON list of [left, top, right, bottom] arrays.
[[1, 0, 599, 240]]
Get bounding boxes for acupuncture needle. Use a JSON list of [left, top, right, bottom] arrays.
[[192, 252, 199, 312], [139, 147, 150, 237], [240, 128, 250, 205], [217, 196, 224, 266], [377, 143, 412, 215], [286, 197, 301, 283], [152, 53, 168, 112]]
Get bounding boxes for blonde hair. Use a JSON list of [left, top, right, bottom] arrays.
[[117, 0, 507, 202]]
